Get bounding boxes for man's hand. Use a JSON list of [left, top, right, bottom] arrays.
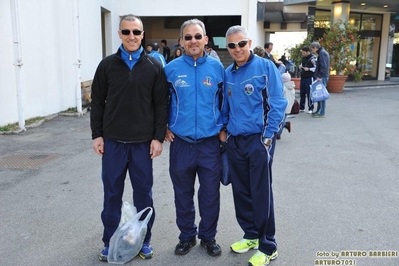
[[219, 130, 227, 142], [92, 137, 104, 156], [165, 128, 175, 142], [150, 139, 162, 159]]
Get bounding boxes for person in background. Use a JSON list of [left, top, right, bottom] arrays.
[[146, 44, 152, 54], [276, 72, 295, 140], [298, 46, 316, 113], [90, 14, 169, 262], [310, 41, 330, 118], [204, 42, 220, 61], [148, 43, 167, 67], [223, 25, 287, 266], [279, 53, 294, 74], [253, 46, 265, 57], [278, 53, 289, 67], [173, 37, 182, 49], [168, 46, 184, 63], [264, 42, 286, 74], [164, 18, 225, 257], [160, 39, 171, 62]]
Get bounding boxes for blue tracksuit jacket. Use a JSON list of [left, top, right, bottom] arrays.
[[164, 54, 225, 142], [224, 53, 287, 138]]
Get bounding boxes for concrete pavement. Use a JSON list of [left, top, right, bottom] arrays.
[[1, 86, 398, 266]]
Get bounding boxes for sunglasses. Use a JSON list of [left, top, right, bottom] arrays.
[[120, 29, 143, 36], [184, 34, 203, 41], [227, 40, 249, 49]]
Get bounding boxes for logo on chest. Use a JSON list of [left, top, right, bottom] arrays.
[[175, 79, 190, 88], [202, 77, 213, 87], [244, 84, 254, 95]]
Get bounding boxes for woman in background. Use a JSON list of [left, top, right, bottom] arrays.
[[168, 47, 184, 63]]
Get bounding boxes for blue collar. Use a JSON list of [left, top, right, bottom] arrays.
[[120, 45, 143, 70]]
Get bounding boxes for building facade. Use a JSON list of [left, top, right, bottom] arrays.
[[1, 0, 398, 128]]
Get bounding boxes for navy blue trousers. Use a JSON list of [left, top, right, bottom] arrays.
[[169, 136, 221, 241], [300, 76, 313, 111], [227, 134, 277, 255], [101, 139, 155, 247]]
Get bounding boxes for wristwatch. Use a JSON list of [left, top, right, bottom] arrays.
[[262, 137, 273, 146]]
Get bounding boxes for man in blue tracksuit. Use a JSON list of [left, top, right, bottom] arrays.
[[222, 25, 287, 266], [148, 43, 167, 67], [164, 19, 225, 257]]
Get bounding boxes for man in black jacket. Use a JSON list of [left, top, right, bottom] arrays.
[[298, 46, 317, 113], [161, 39, 170, 61], [91, 14, 169, 262]]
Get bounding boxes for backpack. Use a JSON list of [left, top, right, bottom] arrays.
[[290, 99, 300, 114]]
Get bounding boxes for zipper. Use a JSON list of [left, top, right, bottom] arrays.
[[194, 60, 197, 141]]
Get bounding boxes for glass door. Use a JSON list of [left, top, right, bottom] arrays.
[[358, 36, 380, 78], [356, 14, 382, 79]]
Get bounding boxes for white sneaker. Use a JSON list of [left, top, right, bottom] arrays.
[[307, 110, 313, 114], [299, 109, 305, 112]]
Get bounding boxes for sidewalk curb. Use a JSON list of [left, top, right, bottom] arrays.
[[0, 107, 88, 135]]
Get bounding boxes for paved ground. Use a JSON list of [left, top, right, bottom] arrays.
[[1, 86, 398, 266]]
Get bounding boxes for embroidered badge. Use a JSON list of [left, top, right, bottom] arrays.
[[228, 87, 232, 97], [202, 77, 212, 87], [244, 84, 254, 95]]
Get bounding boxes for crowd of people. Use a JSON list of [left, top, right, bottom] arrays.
[[90, 14, 329, 266], [252, 41, 329, 119], [147, 38, 221, 63]]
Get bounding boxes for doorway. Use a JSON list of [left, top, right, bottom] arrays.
[[101, 7, 112, 58]]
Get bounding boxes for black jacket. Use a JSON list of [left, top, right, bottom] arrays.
[[300, 53, 317, 79], [264, 52, 279, 68], [90, 48, 169, 142]]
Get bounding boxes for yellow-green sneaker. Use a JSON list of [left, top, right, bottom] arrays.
[[230, 239, 259, 253], [248, 250, 278, 266]]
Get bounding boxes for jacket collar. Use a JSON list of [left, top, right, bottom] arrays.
[[231, 51, 255, 71], [182, 52, 208, 66]]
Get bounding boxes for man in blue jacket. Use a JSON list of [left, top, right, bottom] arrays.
[[222, 25, 287, 266], [164, 18, 225, 257], [148, 43, 167, 67], [310, 41, 330, 118]]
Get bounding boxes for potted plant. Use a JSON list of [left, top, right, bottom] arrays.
[[319, 19, 363, 92], [286, 33, 313, 89]]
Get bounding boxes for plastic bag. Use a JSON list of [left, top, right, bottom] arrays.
[[119, 201, 137, 228], [310, 80, 330, 102], [108, 207, 153, 264]]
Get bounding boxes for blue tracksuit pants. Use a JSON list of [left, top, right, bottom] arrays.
[[227, 134, 277, 255], [169, 135, 221, 241], [101, 139, 155, 247]]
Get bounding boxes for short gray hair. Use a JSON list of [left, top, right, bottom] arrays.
[[225, 25, 250, 41], [253, 46, 265, 57], [119, 14, 143, 30], [180, 18, 206, 37], [310, 42, 321, 49]]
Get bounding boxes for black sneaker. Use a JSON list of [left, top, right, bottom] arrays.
[[200, 239, 222, 256], [175, 237, 197, 255]]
